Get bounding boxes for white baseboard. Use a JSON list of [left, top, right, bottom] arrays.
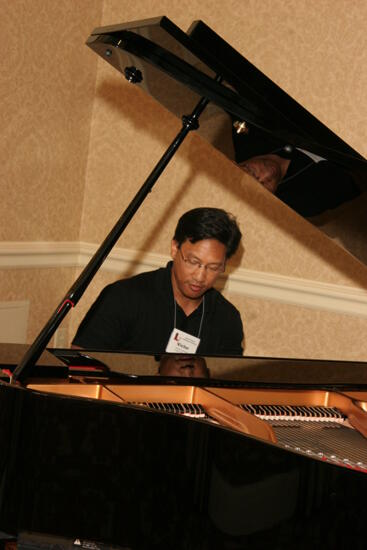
[[1, 241, 367, 318]]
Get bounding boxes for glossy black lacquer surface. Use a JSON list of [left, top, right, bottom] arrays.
[[51, 347, 367, 388], [1, 346, 367, 548], [86, 16, 366, 171], [86, 16, 367, 267]]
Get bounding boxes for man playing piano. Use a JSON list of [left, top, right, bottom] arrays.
[[72, 207, 244, 356]]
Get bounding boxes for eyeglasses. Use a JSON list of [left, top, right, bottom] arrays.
[[178, 248, 225, 273]]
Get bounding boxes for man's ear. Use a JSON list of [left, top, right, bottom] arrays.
[[171, 239, 179, 259]]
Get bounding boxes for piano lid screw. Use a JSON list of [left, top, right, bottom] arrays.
[[105, 49, 112, 57], [233, 120, 249, 134], [124, 66, 143, 84]]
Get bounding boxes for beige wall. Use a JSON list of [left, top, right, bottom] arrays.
[[1, 0, 103, 241], [1, 0, 367, 360], [0, 0, 103, 343]]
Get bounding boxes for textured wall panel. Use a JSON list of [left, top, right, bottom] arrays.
[[0, 0, 103, 241]]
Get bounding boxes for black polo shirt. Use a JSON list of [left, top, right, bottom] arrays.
[[73, 263, 244, 355]]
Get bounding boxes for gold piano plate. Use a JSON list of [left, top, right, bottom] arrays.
[[26, 382, 276, 444], [26, 381, 367, 470], [26, 382, 123, 402], [343, 391, 367, 412], [206, 386, 367, 472], [205, 387, 361, 410]]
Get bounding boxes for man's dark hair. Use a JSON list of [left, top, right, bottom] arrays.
[[173, 207, 241, 259]]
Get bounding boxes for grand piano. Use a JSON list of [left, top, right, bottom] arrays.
[[1, 17, 367, 550]]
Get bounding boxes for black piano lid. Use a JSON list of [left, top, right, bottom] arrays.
[[3, 342, 367, 388], [0, 343, 68, 379], [85, 16, 367, 276], [86, 16, 366, 171], [49, 348, 367, 391]]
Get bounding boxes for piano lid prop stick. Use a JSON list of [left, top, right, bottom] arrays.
[[11, 82, 223, 384]]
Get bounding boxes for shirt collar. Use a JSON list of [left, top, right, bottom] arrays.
[[163, 261, 215, 312]]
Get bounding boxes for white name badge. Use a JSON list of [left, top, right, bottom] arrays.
[[165, 328, 200, 354]]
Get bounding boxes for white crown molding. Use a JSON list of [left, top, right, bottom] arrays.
[[0, 241, 82, 268], [223, 268, 367, 318], [1, 241, 367, 318]]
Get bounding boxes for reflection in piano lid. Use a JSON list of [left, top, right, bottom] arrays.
[[86, 16, 367, 265]]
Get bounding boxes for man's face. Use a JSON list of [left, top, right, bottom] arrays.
[[159, 354, 208, 377], [171, 238, 226, 302], [239, 154, 283, 193]]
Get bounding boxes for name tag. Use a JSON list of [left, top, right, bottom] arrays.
[[165, 328, 200, 354]]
